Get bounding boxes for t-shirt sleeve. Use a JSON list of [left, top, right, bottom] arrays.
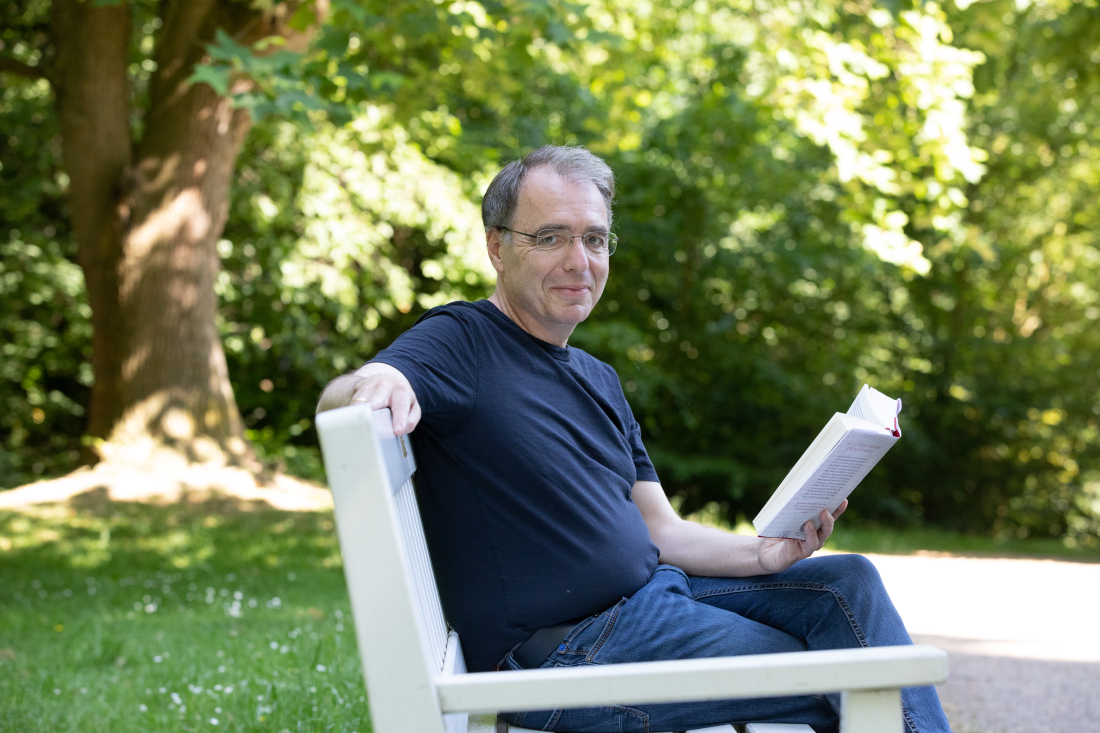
[[628, 411, 660, 484], [368, 309, 479, 438]]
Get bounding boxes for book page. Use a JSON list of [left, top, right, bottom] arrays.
[[755, 413, 848, 521], [755, 429, 897, 539], [847, 384, 902, 436]]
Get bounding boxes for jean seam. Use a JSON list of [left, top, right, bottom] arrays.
[[902, 703, 919, 733], [610, 704, 650, 733], [543, 708, 562, 730], [692, 582, 871, 648], [585, 599, 626, 662], [559, 615, 599, 654]]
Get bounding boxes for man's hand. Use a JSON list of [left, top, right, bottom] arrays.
[[315, 363, 421, 436], [756, 500, 848, 574]]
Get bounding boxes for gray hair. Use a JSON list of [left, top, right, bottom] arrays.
[[481, 145, 615, 233]]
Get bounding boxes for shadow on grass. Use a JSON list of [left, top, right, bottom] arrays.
[[0, 496, 370, 733]]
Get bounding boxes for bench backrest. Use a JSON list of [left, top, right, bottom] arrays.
[[317, 405, 465, 733]]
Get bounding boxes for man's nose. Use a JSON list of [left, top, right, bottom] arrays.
[[561, 236, 591, 271]]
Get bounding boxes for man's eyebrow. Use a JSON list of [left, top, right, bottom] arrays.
[[537, 222, 610, 232]]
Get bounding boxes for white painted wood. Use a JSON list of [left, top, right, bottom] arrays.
[[442, 631, 471, 733], [435, 645, 947, 714], [841, 688, 903, 733], [317, 405, 448, 733], [318, 404, 949, 733], [744, 724, 815, 732], [686, 725, 738, 733]]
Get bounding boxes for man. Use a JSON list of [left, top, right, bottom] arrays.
[[317, 146, 951, 733]]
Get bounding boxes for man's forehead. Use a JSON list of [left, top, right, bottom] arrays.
[[515, 168, 609, 228]]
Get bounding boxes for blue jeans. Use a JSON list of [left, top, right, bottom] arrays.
[[499, 555, 951, 733]]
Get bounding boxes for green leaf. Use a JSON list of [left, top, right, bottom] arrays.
[[369, 71, 405, 91], [287, 3, 317, 33], [187, 64, 230, 96]]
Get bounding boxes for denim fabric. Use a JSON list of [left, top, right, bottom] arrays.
[[498, 555, 951, 733]]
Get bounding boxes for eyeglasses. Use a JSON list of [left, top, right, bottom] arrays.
[[498, 227, 618, 256]]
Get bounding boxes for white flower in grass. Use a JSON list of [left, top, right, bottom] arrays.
[[315, 664, 326, 672], [209, 717, 219, 725], [138, 704, 147, 712]]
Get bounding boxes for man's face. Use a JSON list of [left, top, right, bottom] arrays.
[[487, 167, 610, 346]]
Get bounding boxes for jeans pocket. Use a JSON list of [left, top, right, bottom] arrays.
[[550, 704, 650, 732], [501, 707, 562, 730], [557, 597, 628, 659]]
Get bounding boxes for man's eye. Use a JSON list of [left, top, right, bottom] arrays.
[[583, 233, 608, 248], [537, 232, 566, 247]]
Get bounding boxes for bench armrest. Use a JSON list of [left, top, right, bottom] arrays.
[[436, 644, 947, 714]]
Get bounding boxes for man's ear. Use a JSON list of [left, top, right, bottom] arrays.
[[486, 228, 506, 275]]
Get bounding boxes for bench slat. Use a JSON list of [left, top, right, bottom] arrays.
[[435, 645, 947, 714]]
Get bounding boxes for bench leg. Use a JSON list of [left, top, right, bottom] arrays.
[[841, 688, 902, 733]]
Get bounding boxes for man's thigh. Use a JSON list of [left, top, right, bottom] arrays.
[[580, 565, 809, 664], [688, 554, 913, 650], [499, 565, 839, 732]]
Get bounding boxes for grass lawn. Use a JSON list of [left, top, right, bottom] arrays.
[[3, 494, 1097, 733], [0, 496, 368, 733]]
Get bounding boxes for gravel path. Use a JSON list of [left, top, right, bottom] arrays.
[[866, 553, 1100, 733]]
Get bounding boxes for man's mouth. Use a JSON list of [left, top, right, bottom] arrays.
[[552, 286, 590, 297]]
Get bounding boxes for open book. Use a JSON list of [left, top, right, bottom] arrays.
[[752, 385, 902, 540]]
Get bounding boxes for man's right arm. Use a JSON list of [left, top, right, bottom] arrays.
[[315, 362, 421, 436]]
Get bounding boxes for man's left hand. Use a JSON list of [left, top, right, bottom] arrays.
[[756, 500, 848, 574]]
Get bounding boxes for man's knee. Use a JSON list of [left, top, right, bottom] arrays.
[[809, 553, 885, 592]]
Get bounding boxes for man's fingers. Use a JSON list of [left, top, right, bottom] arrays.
[[801, 520, 820, 556], [831, 499, 849, 520], [389, 389, 418, 436], [406, 400, 423, 433]]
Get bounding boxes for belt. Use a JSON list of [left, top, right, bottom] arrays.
[[512, 617, 586, 669]]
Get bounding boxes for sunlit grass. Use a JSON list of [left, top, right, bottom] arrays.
[[0, 500, 369, 732], [5, 494, 1097, 732]]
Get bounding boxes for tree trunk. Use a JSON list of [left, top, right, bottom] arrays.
[[52, 0, 298, 468], [52, 0, 132, 448]]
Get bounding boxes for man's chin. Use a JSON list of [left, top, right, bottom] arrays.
[[556, 303, 594, 326]]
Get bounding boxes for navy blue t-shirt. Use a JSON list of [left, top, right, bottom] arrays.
[[372, 299, 660, 672]]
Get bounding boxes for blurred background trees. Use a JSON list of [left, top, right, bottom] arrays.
[[2, 0, 1097, 547]]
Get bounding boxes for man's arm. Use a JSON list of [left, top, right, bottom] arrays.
[[631, 480, 847, 577], [316, 362, 421, 436]]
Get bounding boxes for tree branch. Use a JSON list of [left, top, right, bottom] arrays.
[[0, 54, 49, 80]]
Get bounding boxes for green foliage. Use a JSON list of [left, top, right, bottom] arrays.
[[0, 502, 366, 731], [2, 0, 1098, 549], [0, 65, 90, 487]]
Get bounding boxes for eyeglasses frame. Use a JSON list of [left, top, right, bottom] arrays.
[[496, 226, 618, 256]]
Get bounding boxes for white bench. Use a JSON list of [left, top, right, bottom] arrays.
[[316, 404, 948, 733]]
